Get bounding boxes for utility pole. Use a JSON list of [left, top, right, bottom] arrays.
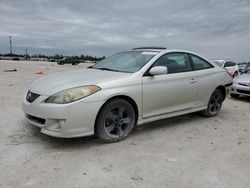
[[9, 36, 13, 60], [25, 48, 28, 60]]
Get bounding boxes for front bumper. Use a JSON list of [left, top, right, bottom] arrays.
[[23, 94, 105, 138], [231, 83, 250, 97]]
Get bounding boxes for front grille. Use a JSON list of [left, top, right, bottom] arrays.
[[237, 89, 250, 95], [238, 83, 250, 87], [26, 114, 46, 124], [26, 90, 40, 103]]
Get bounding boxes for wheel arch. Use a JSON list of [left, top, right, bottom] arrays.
[[215, 85, 226, 101], [94, 95, 139, 133]]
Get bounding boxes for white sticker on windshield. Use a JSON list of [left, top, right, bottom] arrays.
[[142, 52, 158, 55]]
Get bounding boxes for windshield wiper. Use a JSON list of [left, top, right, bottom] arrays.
[[88, 66, 132, 73], [98, 68, 120, 72], [88, 67, 120, 72]]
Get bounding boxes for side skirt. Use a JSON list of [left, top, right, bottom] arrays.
[[137, 105, 207, 125]]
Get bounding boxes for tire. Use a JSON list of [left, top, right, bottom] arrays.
[[95, 99, 136, 143], [201, 89, 224, 117], [230, 93, 239, 98]]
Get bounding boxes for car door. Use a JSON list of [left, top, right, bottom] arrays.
[[142, 53, 197, 118], [189, 54, 217, 106]]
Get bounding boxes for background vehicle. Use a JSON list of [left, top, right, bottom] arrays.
[[23, 47, 232, 142], [57, 57, 80, 65], [230, 67, 250, 98], [212, 60, 239, 77], [13, 57, 20, 61], [238, 62, 250, 74]]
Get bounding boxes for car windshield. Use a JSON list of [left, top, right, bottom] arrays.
[[91, 51, 158, 73], [213, 60, 224, 67]]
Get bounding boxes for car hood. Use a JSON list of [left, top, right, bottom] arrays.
[[236, 73, 250, 83], [30, 69, 131, 95]]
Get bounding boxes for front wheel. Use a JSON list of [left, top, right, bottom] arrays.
[[95, 99, 136, 143], [201, 89, 224, 117]]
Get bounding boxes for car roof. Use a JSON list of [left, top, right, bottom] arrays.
[[131, 47, 206, 57]]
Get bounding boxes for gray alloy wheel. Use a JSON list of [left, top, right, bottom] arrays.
[[95, 99, 136, 142], [201, 89, 224, 117]]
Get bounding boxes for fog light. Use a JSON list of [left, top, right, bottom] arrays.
[[58, 120, 65, 129]]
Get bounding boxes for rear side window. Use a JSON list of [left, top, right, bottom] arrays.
[[190, 55, 213, 70], [153, 53, 192, 74]]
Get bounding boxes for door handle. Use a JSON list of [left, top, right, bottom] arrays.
[[189, 79, 197, 83]]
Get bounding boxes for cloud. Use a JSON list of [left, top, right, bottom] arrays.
[[0, 0, 249, 61]]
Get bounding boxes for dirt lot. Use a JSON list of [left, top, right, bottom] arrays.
[[0, 60, 249, 188]]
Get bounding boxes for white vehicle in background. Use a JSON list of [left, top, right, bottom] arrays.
[[212, 60, 239, 78]]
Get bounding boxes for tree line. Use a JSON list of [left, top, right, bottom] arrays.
[[0, 53, 105, 61]]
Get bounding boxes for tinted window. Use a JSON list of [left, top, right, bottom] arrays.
[[191, 55, 213, 70], [153, 53, 192, 74], [224, 61, 236, 67]]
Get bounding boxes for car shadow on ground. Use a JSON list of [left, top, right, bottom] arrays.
[[229, 95, 250, 103], [133, 112, 201, 134]]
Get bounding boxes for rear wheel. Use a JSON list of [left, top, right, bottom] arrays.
[[201, 89, 224, 117], [95, 99, 136, 143]]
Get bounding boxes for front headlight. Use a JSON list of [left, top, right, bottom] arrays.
[[45, 86, 101, 104]]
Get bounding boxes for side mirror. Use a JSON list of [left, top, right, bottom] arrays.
[[149, 66, 168, 76]]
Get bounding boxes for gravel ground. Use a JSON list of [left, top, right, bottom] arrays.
[[0, 60, 249, 188]]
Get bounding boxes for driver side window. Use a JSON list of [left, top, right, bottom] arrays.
[[153, 53, 192, 74]]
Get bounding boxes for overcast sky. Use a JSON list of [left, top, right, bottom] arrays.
[[0, 0, 250, 61]]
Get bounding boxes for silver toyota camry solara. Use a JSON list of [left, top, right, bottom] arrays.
[[23, 47, 233, 142]]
